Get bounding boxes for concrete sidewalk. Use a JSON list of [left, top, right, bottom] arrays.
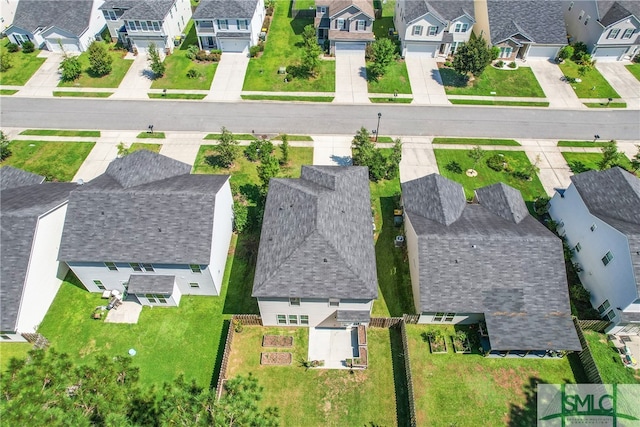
[[111, 54, 151, 99], [399, 139, 439, 183], [333, 50, 369, 104], [527, 60, 584, 109], [595, 62, 640, 110], [404, 56, 449, 105], [206, 53, 250, 101], [312, 135, 352, 165]]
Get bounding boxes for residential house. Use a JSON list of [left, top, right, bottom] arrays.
[[402, 174, 581, 356], [394, 0, 475, 57], [252, 166, 378, 328], [473, 0, 567, 60], [549, 167, 640, 335], [100, 0, 192, 55], [1, 0, 20, 33], [315, 0, 375, 54], [58, 151, 233, 307], [564, 0, 640, 61], [192, 0, 265, 52], [5, 0, 106, 53], [1, 167, 77, 342]]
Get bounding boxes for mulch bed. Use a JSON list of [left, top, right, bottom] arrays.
[[358, 325, 367, 346], [260, 352, 292, 365], [262, 335, 293, 348]]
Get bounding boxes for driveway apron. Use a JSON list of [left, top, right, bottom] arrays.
[[206, 52, 250, 101], [17, 52, 64, 97], [312, 135, 353, 165], [595, 62, 640, 109], [111, 54, 151, 99], [399, 140, 439, 183], [527, 60, 583, 109], [333, 49, 369, 104], [404, 55, 449, 105]]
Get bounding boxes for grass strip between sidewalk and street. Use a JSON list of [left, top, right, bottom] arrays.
[[20, 129, 101, 137]]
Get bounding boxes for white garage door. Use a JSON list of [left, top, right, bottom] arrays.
[[47, 38, 80, 53], [527, 45, 560, 59], [219, 38, 249, 53], [405, 43, 437, 58], [593, 47, 628, 61], [335, 42, 366, 52]]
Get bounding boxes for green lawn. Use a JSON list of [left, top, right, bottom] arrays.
[[441, 65, 545, 97], [449, 99, 549, 107], [241, 95, 334, 102], [368, 60, 412, 94], [0, 89, 18, 95], [204, 133, 256, 140], [0, 40, 46, 86], [370, 97, 413, 103], [293, 0, 315, 9], [243, 1, 335, 92], [372, 0, 396, 40], [562, 152, 633, 174], [0, 343, 33, 372], [53, 91, 113, 98], [406, 324, 582, 426], [273, 134, 313, 141], [136, 132, 166, 139], [151, 22, 217, 90], [584, 331, 640, 384], [625, 63, 640, 82], [58, 43, 133, 88], [1, 140, 95, 181], [433, 138, 520, 146], [129, 143, 162, 153], [433, 149, 547, 205], [227, 326, 403, 426], [558, 60, 620, 98], [584, 102, 627, 108], [375, 136, 395, 143], [20, 129, 100, 137], [148, 93, 206, 99], [558, 140, 610, 147]]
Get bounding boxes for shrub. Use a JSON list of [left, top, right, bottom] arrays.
[[0, 52, 12, 72], [6, 42, 19, 53], [59, 56, 82, 81], [207, 52, 221, 62], [445, 160, 463, 174], [486, 154, 506, 172], [365, 44, 374, 61], [490, 46, 500, 61], [185, 44, 199, 60], [572, 42, 588, 60], [508, 61, 516, 68], [323, 39, 330, 53], [512, 170, 531, 181], [21, 41, 34, 53], [249, 45, 260, 58], [444, 61, 452, 67], [186, 68, 202, 79], [195, 49, 208, 61], [494, 60, 504, 68], [0, 131, 11, 161], [258, 41, 265, 52], [244, 139, 262, 162], [558, 45, 573, 60]]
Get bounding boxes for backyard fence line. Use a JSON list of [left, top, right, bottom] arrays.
[[369, 317, 403, 328], [290, 8, 314, 19], [577, 319, 611, 333], [215, 317, 237, 400], [573, 318, 604, 384], [403, 314, 420, 324], [395, 321, 418, 427], [21, 333, 49, 349], [234, 314, 263, 326]]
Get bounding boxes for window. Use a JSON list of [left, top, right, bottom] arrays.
[[218, 19, 228, 30], [578, 10, 584, 20], [318, 6, 326, 14], [145, 294, 168, 304], [13, 34, 29, 44], [622, 28, 634, 39], [105, 262, 118, 271], [337, 19, 345, 30], [607, 28, 620, 39], [94, 280, 106, 290], [433, 312, 445, 321], [300, 315, 309, 325], [444, 313, 455, 322], [568, 1, 574, 10], [141, 263, 154, 272], [130, 263, 143, 272], [450, 41, 459, 53], [237, 19, 248, 30], [590, 223, 597, 232], [190, 264, 202, 273], [288, 315, 298, 325], [1, 335, 10, 340], [574, 242, 581, 253], [356, 20, 365, 31], [181, 16, 184, 25], [103, 10, 118, 21], [169, 9, 173, 19], [602, 251, 614, 266], [603, 310, 616, 321], [141, 21, 148, 31], [454, 23, 468, 33], [499, 46, 512, 58], [152, 21, 160, 31], [189, 282, 200, 288], [584, 16, 590, 25], [127, 21, 136, 31], [289, 297, 300, 306], [329, 298, 340, 307], [199, 20, 213, 28], [277, 314, 287, 325], [412, 25, 423, 36], [598, 300, 610, 314], [428, 26, 438, 36]]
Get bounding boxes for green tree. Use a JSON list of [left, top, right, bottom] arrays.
[[598, 141, 622, 170], [214, 373, 279, 427], [300, 24, 322, 76], [116, 142, 130, 157], [467, 145, 485, 168], [232, 200, 249, 232], [0, 51, 13, 72], [386, 137, 402, 179], [369, 38, 397, 79], [351, 127, 375, 167], [453, 34, 492, 77], [524, 154, 541, 179], [630, 145, 640, 172], [257, 152, 280, 192], [147, 43, 165, 78], [216, 126, 239, 168], [558, 45, 574, 61], [59, 56, 82, 81], [0, 130, 11, 160], [280, 134, 290, 165], [87, 41, 112, 76]]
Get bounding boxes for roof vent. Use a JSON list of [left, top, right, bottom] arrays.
[[323, 258, 328, 263], [76, 178, 84, 185], [158, 228, 161, 232], [472, 244, 477, 248]]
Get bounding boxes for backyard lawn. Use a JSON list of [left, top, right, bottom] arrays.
[[243, 0, 335, 92], [562, 152, 633, 174], [583, 331, 640, 384], [129, 143, 162, 153], [367, 60, 412, 94], [58, 42, 132, 88], [0, 343, 33, 372], [441, 65, 545, 97], [0, 140, 95, 181], [433, 138, 520, 146], [625, 63, 640, 82], [433, 149, 547, 205], [372, 0, 396, 40], [406, 324, 584, 426], [0, 40, 46, 86], [558, 60, 620, 98], [226, 325, 404, 426]]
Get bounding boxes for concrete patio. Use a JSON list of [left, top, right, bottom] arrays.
[[104, 301, 142, 324], [612, 334, 640, 370], [308, 327, 357, 369]]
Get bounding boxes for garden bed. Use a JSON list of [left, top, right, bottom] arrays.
[[428, 336, 447, 354], [451, 335, 471, 354], [358, 325, 367, 346], [262, 335, 293, 348], [260, 352, 292, 365]]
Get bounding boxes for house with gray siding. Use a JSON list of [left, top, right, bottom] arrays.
[[402, 174, 581, 356], [549, 167, 640, 335], [1, 167, 76, 342], [253, 166, 378, 328], [315, 0, 375, 54], [58, 151, 233, 307]]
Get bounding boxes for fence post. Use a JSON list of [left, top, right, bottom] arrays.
[[573, 318, 604, 384]]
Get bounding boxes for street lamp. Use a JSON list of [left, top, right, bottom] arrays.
[[593, 134, 600, 143], [375, 112, 382, 142]]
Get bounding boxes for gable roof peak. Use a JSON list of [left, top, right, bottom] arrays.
[[105, 150, 192, 189], [475, 182, 529, 224], [402, 174, 466, 226]]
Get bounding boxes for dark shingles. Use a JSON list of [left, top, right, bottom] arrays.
[[475, 182, 529, 224], [402, 173, 466, 226], [11, 0, 94, 36], [128, 274, 175, 294], [336, 310, 372, 323], [0, 166, 44, 191], [404, 0, 475, 23], [105, 149, 191, 189], [598, 1, 640, 27], [252, 166, 378, 300], [193, 0, 260, 19], [100, 0, 176, 20], [487, 0, 567, 45]]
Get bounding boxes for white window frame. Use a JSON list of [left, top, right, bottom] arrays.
[[598, 300, 610, 314], [152, 21, 160, 31], [94, 280, 106, 290], [288, 314, 298, 325], [277, 314, 287, 325], [140, 21, 148, 31], [428, 26, 438, 36], [607, 28, 620, 39], [329, 298, 340, 307], [622, 28, 634, 39], [300, 315, 309, 325], [319, 6, 326, 14], [590, 223, 597, 232], [189, 282, 199, 288], [189, 264, 202, 273], [337, 19, 345, 30], [289, 297, 301, 306], [603, 310, 616, 321], [578, 10, 584, 21], [574, 242, 581, 253], [568, 1, 574, 11], [584, 16, 590, 25], [105, 262, 118, 271], [142, 263, 154, 272], [356, 20, 365, 31], [500, 46, 512, 58], [237, 19, 248, 30], [130, 263, 143, 272], [108, 10, 118, 21], [433, 312, 445, 322], [218, 19, 228, 30], [199, 20, 213, 28], [444, 313, 455, 322], [602, 251, 614, 266], [14, 34, 29, 44], [412, 25, 423, 36]]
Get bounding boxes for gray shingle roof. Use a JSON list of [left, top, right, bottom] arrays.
[[487, 0, 567, 45], [403, 0, 475, 24], [0, 166, 44, 191], [336, 310, 371, 323], [1, 181, 76, 332], [401, 173, 466, 226], [193, 0, 260, 19], [128, 274, 175, 294], [252, 166, 378, 300], [402, 174, 580, 351], [597, 1, 640, 27], [58, 151, 230, 265], [315, 0, 375, 19], [100, 0, 175, 21], [11, 0, 94, 36]]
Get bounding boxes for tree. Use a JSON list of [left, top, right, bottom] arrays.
[[369, 38, 397, 79], [87, 41, 112, 76], [257, 152, 280, 192], [630, 145, 640, 173], [300, 24, 322, 76], [386, 137, 402, 179], [558, 45, 574, 61], [453, 34, 492, 77], [524, 154, 541, 179], [351, 127, 375, 167], [59, 56, 82, 81], [232, 200, 249, 232], [467, 145, 485, 167], [216, 126, 239, 168], [280, 134, 290, 165], [0, 51, 13, 72], [116, 142, 130, 157], [0, 130, 11, 160], [147, 43, 165, 78], [598, 140, 622, 170], [214, 373, 279, 427]]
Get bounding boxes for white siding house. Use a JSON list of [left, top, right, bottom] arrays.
[[258, 298, 374, 328], [314, 0, 375, 54], [193, 0, 265, 52]]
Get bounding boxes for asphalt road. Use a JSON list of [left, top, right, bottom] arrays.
[[1, 97, 639, 140]]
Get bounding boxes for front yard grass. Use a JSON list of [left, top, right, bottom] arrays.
[[558, 60, 620, 98], [406, 324, 582, 426], [148, 93, 206, 99], [1, 140, 95, 181], [441, 65, 545, 97], [0, 40, 46, 86], [562, 152, 633, 174], [367, 60, 412, 94], [433, 149, 547, 206], [53, 91, 113, 98], [433, 138, 520, 146], [136, 132, 165, 139], [449, 99, 549, 107], [241, 95, 334, 102], [0, 343, 33, 372], [625, 63, 640, 82], [20, 129, 100, 137], [584, 102, 627, 108], [370, 97, 413, 103], [57, 43, 132, 88], [0, 89, 18, 95], [227, 325, 402, 426], [204, 133, 256, 140], [557, 140, 610, 147], [129, 143, 162, 153], [243, 0, 335, 92], [583, 331, 640, 384]]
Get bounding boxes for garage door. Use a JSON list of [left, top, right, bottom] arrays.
[[405, 43, 437, 58], [526, 45, 560, 59], [219, 38, 249, 53], [47, 38, 80, 53], [335, 42, 366, 52], [593, 47, 628, 61]]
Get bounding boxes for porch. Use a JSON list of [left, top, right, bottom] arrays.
[[610, 334, 640, 369], [308, 325, 368, 369]]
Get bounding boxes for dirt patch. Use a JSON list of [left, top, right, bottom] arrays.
[[79, 339, 97, 358], [260, 352, 292, 365], [262, 335, 293, 348]]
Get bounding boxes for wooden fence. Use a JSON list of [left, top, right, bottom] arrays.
[[573, 318, 603, 384], [215, 319, 236, 399], [403, 314, 419, 324], [577, 319, 610, 333], [234, 314, 263, 326], [21, 333, 49, 349], [395, 321, 418, 427], [369, 317, 403, 328]]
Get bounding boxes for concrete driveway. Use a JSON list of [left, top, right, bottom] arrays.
[[17, 52, 64, 97], [596, 62, 640, 109], [207, 52, 250, 101], [527, 59, 583, 109], [404, 55, 449, 105], [312, 135, 352, 165], [111, 54, 151, 99], [399, 141, 439, 183], [334, 48, 369, 104]]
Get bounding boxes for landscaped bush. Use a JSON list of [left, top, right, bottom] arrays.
[[508, 61, 517, 68], [512, 170, 531, 181], [494, 60, 504, 68], [0, 52, 12, 72], [490, 46, 500, 61], [445, 160, 463, 174], [21, 41, 35, 53], [6, 42, 20, 53], [571, 42, 588, 62], [195, 49, 209, 61], [558, 45, 573, 61], [444, 60, 452, 68], [486, 153, 506, 171], [186, 68, 202, 79], [249, 45, 260, 58], [185, 44, 199, 60], [59, 56, 82, 81]]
